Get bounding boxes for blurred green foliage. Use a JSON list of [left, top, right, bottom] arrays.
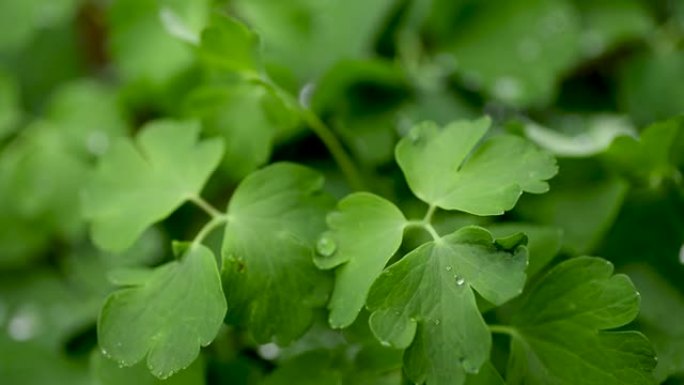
[[1, 0, 683, 384]]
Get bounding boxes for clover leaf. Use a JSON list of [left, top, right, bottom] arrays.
[[396, 118, 557, 215], [367, 226, 527, 385], [98, 244, 226, 379], [504, 257, 657, 385], [221, 162, 334, 344], [83, 119, 223, 251], [314, 192, 407, 328]]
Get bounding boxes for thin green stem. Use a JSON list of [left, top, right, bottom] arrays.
[[423, 204, 437, 223], [405, 220, 441, 242], [192, 215, 228, 247], [189, 195, 224, 219], [488, 324, 520, 339], [299, 108, 366, 191]]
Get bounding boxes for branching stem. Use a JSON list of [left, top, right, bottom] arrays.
[[192, 215, 228, 247], [189, 195, 224, 219]]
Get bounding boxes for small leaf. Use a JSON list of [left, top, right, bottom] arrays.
[[505, 257, 656, 385], [98, 244, 226, 379], [199, 14, 260, 75], [367, 226, 527, 385], [222, 162, 334, 344], [396, 118, 557, 215], [314, 192, 406, 328], [83, 119, 223, 251]]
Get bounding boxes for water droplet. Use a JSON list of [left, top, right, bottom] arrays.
[[460, 358, 480, 374], [257, 343, 281, 360], [517, 38, 540, 62], [380, 340, 392, 347], [455, 276, 465, 286], [445, 266, 453, 272], [433, 319, 440, 326], [7, 304, 41, 341], [298, 82, 316, 108], [315, 236, 337, 257], [493, 77, 523, 104]]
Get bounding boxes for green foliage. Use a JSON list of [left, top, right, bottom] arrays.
[[2, 1, 684, 384]]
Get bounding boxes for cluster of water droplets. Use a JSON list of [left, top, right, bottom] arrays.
[[445, 266, 466, 286]]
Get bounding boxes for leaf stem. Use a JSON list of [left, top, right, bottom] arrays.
[[192, 215, 228, 247], [423, 204, 437, 223], [189, 195, 224, 219], [299, 107, 366, 191], [405, 220, 441, 241], [488, 324, 520, 338]]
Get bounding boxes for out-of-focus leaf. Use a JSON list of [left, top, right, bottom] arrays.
[[0, 0, 78, 53], [446, 0, 580, 107]]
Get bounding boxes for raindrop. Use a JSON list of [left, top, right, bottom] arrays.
[[492, 77, 523, 104], [455, 276, 465, 286], [258, 343, 281, 360], [315, 236, 337, 257], [433, 319, 440, 326], [298, 82, 316, 108], [679, 243, 684, 264], [7, 304, 41, 341], [460, 358, 480, 374], [445, 266, 453, 272], [101, 348, 109, 357], [380, 340, 392, 347]]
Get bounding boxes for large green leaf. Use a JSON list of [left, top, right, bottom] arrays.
[[314, 192, 406, 328], [83, 120, 223, 252], [222, 163, 334, 344], [396, 118, 557, 215], [446, 0, 580, 107], [367, 226, 527, 385], [98, 244, 226, 379], [505, 257, 656, 385]]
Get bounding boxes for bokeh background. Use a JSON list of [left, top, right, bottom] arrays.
[[1, 0, 684, 384]]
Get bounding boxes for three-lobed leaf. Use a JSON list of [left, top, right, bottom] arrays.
[[98, 244, 226, 379], [83, 120, 223, 251], [505, 257, 656, 385], [221, 162, 334, 344], [396, 118, 557, 215], [367, 226, 527, 385], [314, 192, 406, 328]]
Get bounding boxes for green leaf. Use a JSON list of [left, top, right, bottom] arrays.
[[222, 162, 334, 344], [604, 117, 683, 186], [446, 0, 580, 107], [488, 223, 562, 278], [367, 226, 527, 385], [83, 119, 223, 252], [625, 265, 684, 382], [185, 81, 292, 180], [314, 192, 406, 328], [396, 118, 557, 215], [232, 0, 397, 82], [198, 15, 260, 75], [516, 174, 628, 255], [619, 50, 684, 125], [91, 349, 205, 385], [98, 244, 226, 379], [505, 257, 656, 385], [108, 0, 209, 86]]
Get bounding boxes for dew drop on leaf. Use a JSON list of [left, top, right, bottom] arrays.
[[315, 236, 337, 257], [460, 357, 480, 374], [455, 276, 465, 286], [445, 265, 453, 272], [380, 340, 391, 347], [433, 319, 440, 326]]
